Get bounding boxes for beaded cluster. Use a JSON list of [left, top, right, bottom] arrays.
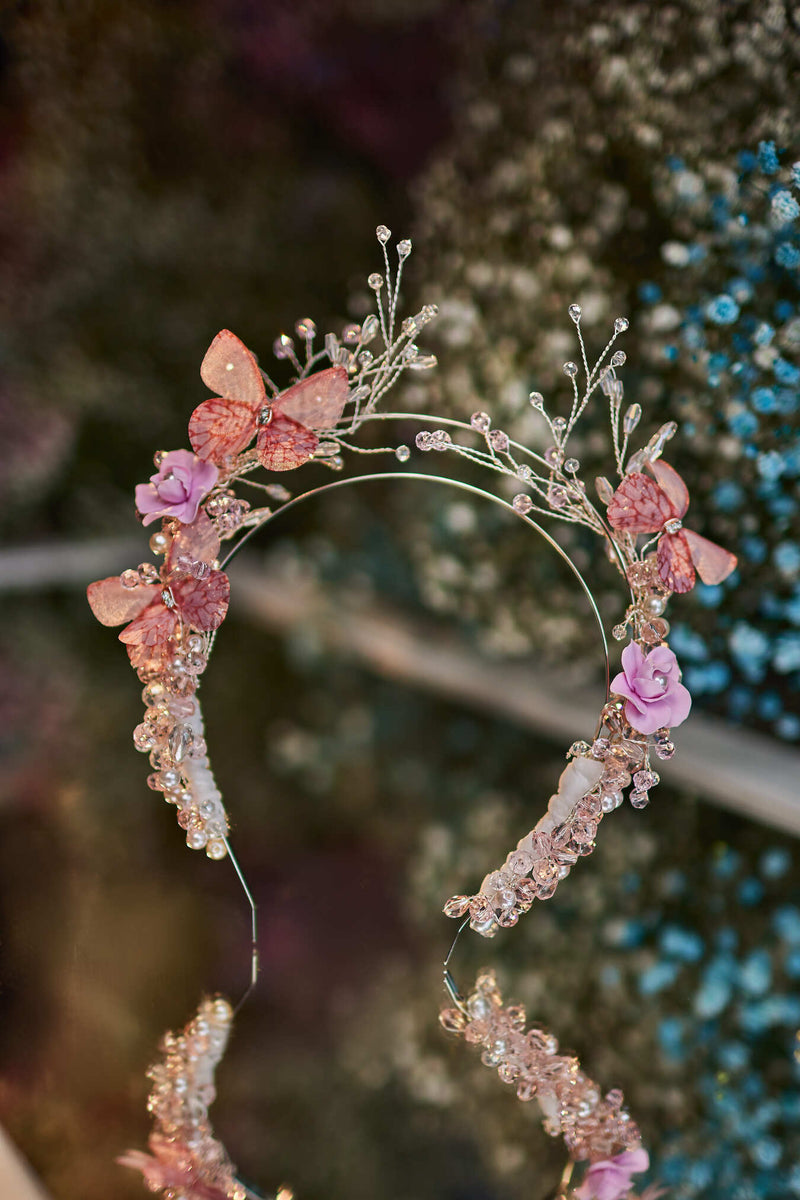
[[439, 970, 641, 1163], [91, 229, 736, 1200]]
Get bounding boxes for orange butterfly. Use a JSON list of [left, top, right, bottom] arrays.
[[188, 330, 350, 471]]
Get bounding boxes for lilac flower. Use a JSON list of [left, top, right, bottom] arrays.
[[611, 643, 691, 735], [135, 449, 218, 526], [575, 1147, 650, 1200]]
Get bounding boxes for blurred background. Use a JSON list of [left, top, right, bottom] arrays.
[[1, 2, 800, 1199]]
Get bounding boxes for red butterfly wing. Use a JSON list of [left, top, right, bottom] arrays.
[[256, 413, 318, 472], [167, 510, 221, 580], [188, 396, 256, 463], [174, 571, 230, 632], [683, 529, 738, 585], [200, 329, 266, 408], [657, 531, 696, 593], [607, 472, 678, 534], [647, 460, 690, 519], [119, 600, 179, 646], [87, 577, 161, 626], [276, 367, 349, 432], [126, 641, 173, 672]]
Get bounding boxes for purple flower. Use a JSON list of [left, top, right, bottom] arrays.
[[575, 1148, 650, 1200], [610, 642, 691, 735], [135, 449, 218, 527]]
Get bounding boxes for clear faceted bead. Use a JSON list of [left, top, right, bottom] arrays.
[[529, 391, 544, 409], [367, 273, 383, 291], [568, 303, 582, 323], [563, 361, 579, 378], [120, 569, 139, 589], [375, 225, 391, 243], [611, 350, 627, 367], [512, 494, 533, 514], [614, 317, 629, 333], [470, 411, 491, 433], [395, 445, 410, 462]]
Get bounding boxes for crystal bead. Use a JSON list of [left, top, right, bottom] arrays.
[[356, 350, 373, 367], [133, 723, 158, 752], [367, 273, 383, 291], [395, 445, 411, 462], [506, 849, 534, 876], [273, 334, 294, 359], [646, 421, 679, 459], [544, 446, 561, 467], [149, 531, 170, 556], [205, 493, 229, 517], [470, 411, 491, 433], [642, 617, 669, 644], [629, 790, 650, 809], [568, 303, 582, 323], [342, 324, 361, 345], [515, 878, 537, 904], [397, 239, 412, 259], [548, 485, 568, 509], [517, 465, 533, 482], [488, 430, 509, 452], [623, 403, 642, 434], [295, 317, 316, 339], [614, 317, 629, 333], [120, 569, 139, 589], [408, 353, 437, 371], [375, 225, 391, 243], [563, 361, 578, 377], [512, 494, 533, 514], [415, 431, 433, 451], [552, 416, 567, 433], [591, 738, 609, 758], [142, 682, 166, 706], [430, 429, 451, 450], [563, 457, 579, 473], [654, 740, 675, 760], [529, 391, 544, 409], [153, 450, 167, 468], [443, 895, 471, 918], [361, 315, 379, 342], [517, 1078, 537, 1101], [568, 740, 591, 757], [439, 1008, 467, 1033], [595, 476, 615, 505], [496, 908, 519, 928], [612, 623, 627, 640], [611, 350, 626, 367], [633, 769, 660, 789]]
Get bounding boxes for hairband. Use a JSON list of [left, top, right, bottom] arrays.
[[87, 227, 736, 1200]]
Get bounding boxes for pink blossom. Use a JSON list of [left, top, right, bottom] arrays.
[[575, 1148, 650, 1200], [135, 449, 218, 526], [117, 1134, 232, 1200], [610, 642, 691, 735]]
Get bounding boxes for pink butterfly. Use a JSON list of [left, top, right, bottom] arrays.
[[606, 460, 737, 593], [87, 512, 229, 654], [188, 329, 350, 471]]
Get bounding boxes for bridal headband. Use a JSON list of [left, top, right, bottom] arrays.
[[87, 227, 736, 1200]]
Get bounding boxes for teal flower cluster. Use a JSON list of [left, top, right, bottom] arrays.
[[642, 143, 800, 740]]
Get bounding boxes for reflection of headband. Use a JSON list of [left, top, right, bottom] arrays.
[[88, 228, 736, 1200]]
